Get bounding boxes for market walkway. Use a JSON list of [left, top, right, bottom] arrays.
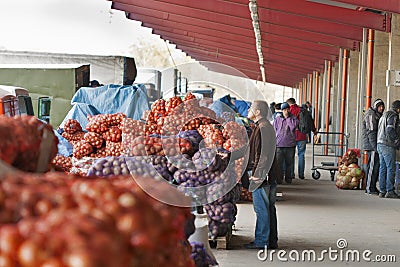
[[214, 144, 400, 266]]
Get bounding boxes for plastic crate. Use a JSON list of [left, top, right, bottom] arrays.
[[0, 96, 19, 116]]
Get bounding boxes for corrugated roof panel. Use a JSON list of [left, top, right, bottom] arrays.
[[110, 0, 396, 86]]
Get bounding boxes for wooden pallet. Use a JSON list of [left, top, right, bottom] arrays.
[[210, 224, 233, 250]]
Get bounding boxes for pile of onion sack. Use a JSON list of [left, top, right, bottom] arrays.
[[336, 149, 364, 189], [61, 113, 126, 159], [0, 115, 58, 172], [336, 163, 364, 189], [0, 169, 195, 267]]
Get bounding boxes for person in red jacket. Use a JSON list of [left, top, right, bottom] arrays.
[[286, 98, 315, 179]]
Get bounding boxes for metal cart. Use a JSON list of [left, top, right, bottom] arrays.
[[311, 131, 349, 181]]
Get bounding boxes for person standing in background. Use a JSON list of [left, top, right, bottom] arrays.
[[272, 103, 282, 121], [269, 102, 276, 118], [89, 80, 101, 87], [305, 101, 313, 117], [305, 101, 313, 142], [244, 100, 279, 249], [273, 102, 298, 184], [377, 100, 400, 199], [287, 98, 315, 180], [362, 99, 385, 195]]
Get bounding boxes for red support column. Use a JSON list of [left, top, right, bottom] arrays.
[[362, 29, 375, 190], [366, 29, 375, 111], [314, 71, 320, 129], [339, 50, 350, 156], [299, 82, 303, 106], [324, 61, 332, 155], [308, 73, 313, 105]]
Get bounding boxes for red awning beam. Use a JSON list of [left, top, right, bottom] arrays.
[[109, 0, 396, 85], [334, 0, 400, 14], [177, 44, 325, 71], [144, 21, 340, 59], [221, 0, 389, 31], [129, 11, 344, 56], [135, 11, 359, 50], [113, 1, 365, 41]]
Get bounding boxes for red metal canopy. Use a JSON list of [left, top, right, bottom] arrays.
[[334, 0, 400, 14], [109, 0, 395, 87]]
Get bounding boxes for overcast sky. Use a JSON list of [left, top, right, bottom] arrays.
[[0, 0, 169, 56], [0, 0, 283, 92]]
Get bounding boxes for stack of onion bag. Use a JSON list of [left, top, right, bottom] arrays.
[[340, 148, 360, 166], [88, 149, 240, 240], [336, 149, 364, 189], [204, 184, 241, 239], [0, 115, 58, 172], [190, 242, 218, 267], [336, 163, 364, 189], [61, 114, 126, 159], [240, 187, 253, 202], [0, 169, 195, 267], [87, 156, 173, 182]]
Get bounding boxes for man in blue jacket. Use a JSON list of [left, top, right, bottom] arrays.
[[377, 100, 400, 198]]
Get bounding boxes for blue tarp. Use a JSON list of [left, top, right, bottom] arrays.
[[218, 95, 237, 111], [209, 95, 237, 118], [60, 84, 150, 129], [209, 100, 236, 118], [54, 130, 73, 156], [209, 96, 251, 118], [234, 100, 251, 117]]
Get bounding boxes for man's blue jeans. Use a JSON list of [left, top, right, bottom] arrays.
[[252, 184, 278, 247], [377, 143, 396, 193], [292, 140, 307, 178], [276, 147, 295, 183]]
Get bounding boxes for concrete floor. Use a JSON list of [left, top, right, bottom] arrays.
[[213, 144, 400, 266]]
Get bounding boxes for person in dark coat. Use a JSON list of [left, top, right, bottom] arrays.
[[244, 100, 280, 250], [269, 102, 276, 117], [272, 103, 283, 121], [377, 100, 400, 198], [273, 102, 299, 184], [362, 99, 385, 195]]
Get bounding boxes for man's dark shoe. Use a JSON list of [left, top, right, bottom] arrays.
[[269, 243, 279, 249], [248, 241, 278, 250], [299, 176, 305, 180], [285, 179, 292, 184], [379, 192, 386, 198], [385, 191, 399, 199], [244, 243, 265, 249]]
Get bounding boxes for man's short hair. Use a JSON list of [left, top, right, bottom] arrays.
[[252, 100, 270, 118], [89, 80, 100, 87], [286, 98, 296, 105]]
